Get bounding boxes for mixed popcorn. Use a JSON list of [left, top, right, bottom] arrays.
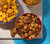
[[16, 13, 42, 39], [0, 0, 19, 23]]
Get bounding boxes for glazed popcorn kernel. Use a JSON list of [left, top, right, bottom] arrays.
[[3, 8, 7, 12], [0, 0, 19, 23], [29, 36, 32, 39], [39, 25, 41, 29], [30, 27, 32, 30], [32, 17, 37, 21], [23, 24, 27, 30], [22, 35, 25, 39], [25, 33, 28, 37], [32, 28, 35, 32], [18, 19, 23, 23], [11, 28, 17, 37], [27, 14, 31, 17], [19, 16, 25, 20], [16, 13, 41, 39], [29, 31, 32, 35], [31, 35, 35, 38], [34, 23, 39, 28], [29, 35, 35, 39], [30, 23, 34, 27]]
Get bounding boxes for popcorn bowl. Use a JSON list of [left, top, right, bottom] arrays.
[[0, 0, 20, 24], [15, 13, 42, 40]]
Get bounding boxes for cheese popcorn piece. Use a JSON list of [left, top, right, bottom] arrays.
[[7, 0, 12, 4], [14, 9, 18, 14], [12, 1, 16, 5], [0, 11, 2, 15], [3, 19, 7, 23], [3, 4, 7, 8], [7, 9, 14, 13], [7, 15, 15, 22], [2, 0, 6, 1], [0, 17, 3, 21], [2, 13, 6, 18], [13, 0, 16, 2], [7, 18, 11, 22], [12, 6, 17, 9]]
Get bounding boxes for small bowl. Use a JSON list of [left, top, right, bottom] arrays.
[[15, 13, 42, 40], [0, 0, 20, 24], [23, 0, 41, 6]]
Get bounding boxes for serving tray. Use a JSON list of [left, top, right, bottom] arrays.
[[0, 0, 42, 39]]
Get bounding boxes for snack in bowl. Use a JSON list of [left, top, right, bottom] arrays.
[[15, 13, 42, 40], [23, 0, 41, 5], [0, 0, 19, 23], [11, 28, 17, 37]]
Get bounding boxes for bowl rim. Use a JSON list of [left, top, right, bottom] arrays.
[[15, 13, 42, 40], [0, 0, 20, 24]]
